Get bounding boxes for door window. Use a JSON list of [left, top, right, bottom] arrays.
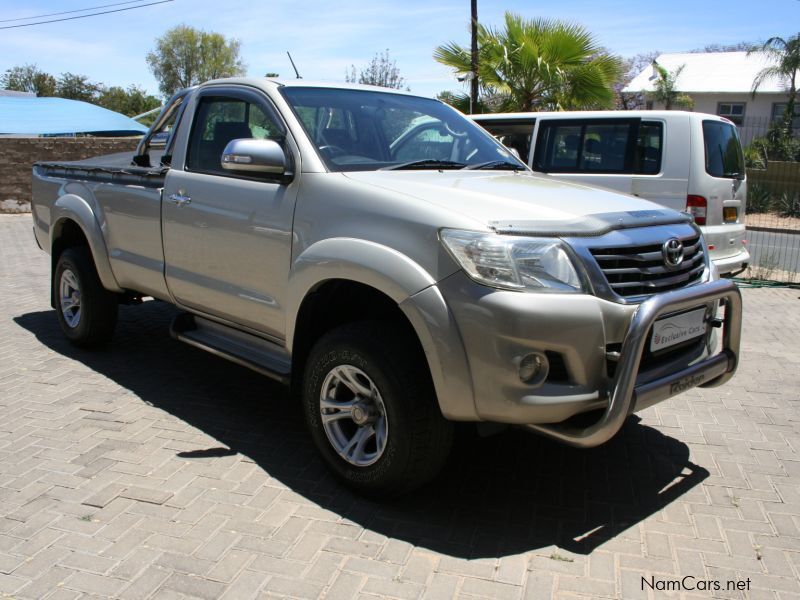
[[635, 122, 663, 175], [187, 95, 284, 175], [533, 119, 662, 175], [477, 121, 534, 162]]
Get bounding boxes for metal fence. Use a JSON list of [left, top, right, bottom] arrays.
[[738, 116, 800, 148], [743, 161, 800, 283]]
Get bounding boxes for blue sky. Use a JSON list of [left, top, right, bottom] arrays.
[[0, 0, 795, 99]]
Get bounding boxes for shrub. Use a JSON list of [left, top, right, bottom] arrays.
[[776, 191, 800, 218], [743, 142, 766, 169], [746, 182, 773, 213]]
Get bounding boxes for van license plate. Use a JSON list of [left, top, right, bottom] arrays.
[[650, 308, 707, 352]]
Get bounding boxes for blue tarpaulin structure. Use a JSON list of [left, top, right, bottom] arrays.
[[0, 96, 148, 136]]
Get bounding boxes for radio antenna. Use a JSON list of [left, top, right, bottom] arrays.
[[287, 51, 302, 79]]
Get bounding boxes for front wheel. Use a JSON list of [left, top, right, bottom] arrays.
[[302, 321, 453, 497], [54, 247, 118, 347]]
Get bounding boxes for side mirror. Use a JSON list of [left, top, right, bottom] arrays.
[[221, 138, 286, 175]]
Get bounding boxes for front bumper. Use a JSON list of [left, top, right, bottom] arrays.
[[526, 278, 741, 447], [437, 272, 741, 448]]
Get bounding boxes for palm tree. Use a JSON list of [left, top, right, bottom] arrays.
[[434, 12, 622, 112], [749, 34, 800, 136], [650, 62, 694, 110]]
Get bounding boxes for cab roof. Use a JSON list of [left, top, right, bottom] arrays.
[[202, 77, 421, 98]]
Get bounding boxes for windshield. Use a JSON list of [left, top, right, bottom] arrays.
[[703, 120, 744, 179], [280, 87, 526, 172]]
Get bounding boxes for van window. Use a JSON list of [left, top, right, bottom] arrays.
[[533, 120, 663, 175], [703, 120, 744, 179], [476, 120, 533, 163], [636, 122, 663, 175]]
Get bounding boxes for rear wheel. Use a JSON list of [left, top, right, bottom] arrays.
[[302, 321, 453, 497], [54, 247, 118, 347]]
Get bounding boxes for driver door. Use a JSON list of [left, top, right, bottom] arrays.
[[162, 87, 298, 340]]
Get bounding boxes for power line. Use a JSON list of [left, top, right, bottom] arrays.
[[0, 0, 175, 30], [0, 0, 153, 24]]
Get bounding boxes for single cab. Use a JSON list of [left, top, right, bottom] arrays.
[[31, 80, 742, 496], [471, 110, 750, 274]]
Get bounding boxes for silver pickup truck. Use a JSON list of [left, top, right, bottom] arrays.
[[31, 78, 742, 496]]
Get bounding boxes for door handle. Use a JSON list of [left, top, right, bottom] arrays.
[[168, 193, 192, 207]]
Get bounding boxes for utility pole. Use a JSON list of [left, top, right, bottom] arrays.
[[470, 0, 478, 114]]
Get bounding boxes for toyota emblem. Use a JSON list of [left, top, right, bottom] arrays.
[[662, 238, 684, 269]]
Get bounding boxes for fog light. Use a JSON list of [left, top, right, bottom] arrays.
[[518, 352, 549, 386]]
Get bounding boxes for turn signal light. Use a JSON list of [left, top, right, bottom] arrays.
[[686, 195, 707, 225]]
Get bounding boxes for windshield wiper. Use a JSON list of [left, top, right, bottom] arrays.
[[381, 159, 467, 171], [464, 160, 525, 171]]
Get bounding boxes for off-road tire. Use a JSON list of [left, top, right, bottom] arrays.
[[54, 247, 118, 347], [302, 321, 453, 497]]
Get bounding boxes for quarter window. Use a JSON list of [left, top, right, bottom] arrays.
[[187, 95, 284, 175], [716, 102, 745, 125]]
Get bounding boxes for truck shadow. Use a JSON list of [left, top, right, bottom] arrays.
[[15, 301, 708, 559]]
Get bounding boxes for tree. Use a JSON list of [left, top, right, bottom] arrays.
[[695, 41, 756, 53], [614, 51, 658, 110], [97, 85, 161, 117], [146, 25, 246, 97], [434, 12, 622, 112], [0, 64, 56, 96], [345, 49, 407, 89], [56, 72, 102, 102], [749, 34, 800, 137], [649, 62, 694, 110], [436, 89, 502, 113]]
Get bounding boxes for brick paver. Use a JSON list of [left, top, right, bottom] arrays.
[[1, 213, 799, 599]]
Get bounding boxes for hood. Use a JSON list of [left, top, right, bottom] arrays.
[[343, 170, 691, 235]]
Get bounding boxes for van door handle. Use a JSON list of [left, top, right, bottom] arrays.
[[168, 193, 192, 207]]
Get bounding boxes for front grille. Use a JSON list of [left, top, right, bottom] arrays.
[[590, 235, 705, 297]]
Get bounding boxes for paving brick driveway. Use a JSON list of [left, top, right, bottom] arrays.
[[1, 213, 799, 600]]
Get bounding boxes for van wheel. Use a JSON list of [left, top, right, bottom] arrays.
[[54, 247, 118, 347], [302, 321, 453, 497]]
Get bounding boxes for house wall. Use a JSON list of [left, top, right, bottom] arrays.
[[650, 92, 788, 145], [0, 137, 140, 213]]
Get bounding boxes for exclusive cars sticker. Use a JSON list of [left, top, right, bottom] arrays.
[[650, 307, 707, 352]]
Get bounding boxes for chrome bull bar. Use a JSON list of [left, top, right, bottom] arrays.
[[526, 279, 742, 448]]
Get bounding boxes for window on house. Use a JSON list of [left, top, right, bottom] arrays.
[[770, 103, 800, 129], [716, 103, 745, 125]]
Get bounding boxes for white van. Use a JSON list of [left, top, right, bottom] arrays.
[[471, 111, 750, 274]]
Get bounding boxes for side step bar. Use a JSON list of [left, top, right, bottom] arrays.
[[170, 313, 291, 385]]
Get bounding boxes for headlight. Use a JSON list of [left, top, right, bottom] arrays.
[[440, 229, 584, 293]]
